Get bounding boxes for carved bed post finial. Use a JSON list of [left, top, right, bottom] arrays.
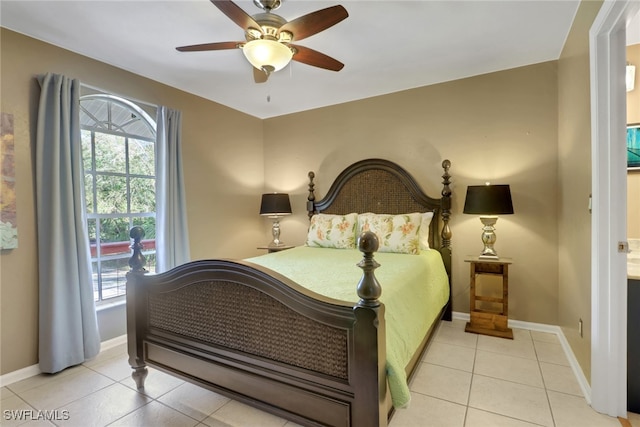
[[356, 231, 382, 307], [128, 226, 147, 273], [440, 160, 452, 249], [307, 171, 316, 220]]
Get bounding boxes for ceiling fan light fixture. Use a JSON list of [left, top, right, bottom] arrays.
[[242, 39, 293, 73]]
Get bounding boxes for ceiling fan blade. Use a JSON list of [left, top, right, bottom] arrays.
[[176, 41, 241, 52], [253, 67, 269, 83], [290, 44, 344, 71], [211, 0, 263, 33], [278, 5, 348, 42]]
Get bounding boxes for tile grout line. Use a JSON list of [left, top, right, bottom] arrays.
[[461, 331, 479, 426], [533, 333, 559, 427], [15, 368, 117, 414]]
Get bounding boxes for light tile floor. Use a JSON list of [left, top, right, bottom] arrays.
[[1, 319, 638, 427]]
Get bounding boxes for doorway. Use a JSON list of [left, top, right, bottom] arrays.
[[590, 0, 640, 417]]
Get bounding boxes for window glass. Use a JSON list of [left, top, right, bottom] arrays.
[[80, 94, 157, 303], [94, 134, 126, 173], [130, 177, 155, 213], [129, 139, 155, 176]]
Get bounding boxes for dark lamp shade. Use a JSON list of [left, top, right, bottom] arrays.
[[260, 193, 292, 216], [463, 185, 514, 215]]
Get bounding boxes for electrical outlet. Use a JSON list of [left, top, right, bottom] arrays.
[[579, 318, 583, 338]]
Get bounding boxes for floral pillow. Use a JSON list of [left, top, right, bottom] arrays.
[[306, 213, 358, 249], [419, 211, 434, 250], [358, 213, 422, 254]]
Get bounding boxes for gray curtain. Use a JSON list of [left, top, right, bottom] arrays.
[[156, 106, 190, 272], [36, 73, 100, 373]]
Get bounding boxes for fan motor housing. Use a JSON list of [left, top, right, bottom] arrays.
[[246, 13, 292, 43]]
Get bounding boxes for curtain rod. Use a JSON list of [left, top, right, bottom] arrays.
[[80, 82, 158, 109]]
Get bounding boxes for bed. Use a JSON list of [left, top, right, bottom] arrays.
[[126, 158, 453, 427]]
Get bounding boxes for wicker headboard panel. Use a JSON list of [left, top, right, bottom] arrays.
[[306, 158, 452, 250]]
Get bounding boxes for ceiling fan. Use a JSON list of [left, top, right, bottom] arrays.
[[176, 0, 348, 83]]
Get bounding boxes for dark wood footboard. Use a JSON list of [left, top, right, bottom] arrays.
[[127, 228, 388, 427]]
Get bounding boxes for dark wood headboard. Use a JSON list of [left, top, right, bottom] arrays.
[[306, 158, 452, 251]]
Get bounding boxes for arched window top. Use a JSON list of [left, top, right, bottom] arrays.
[[80, 94, 156, 140]]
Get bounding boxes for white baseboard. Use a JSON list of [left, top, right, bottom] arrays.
[[0, 334, 127, 388], [100, 334, 127, 351], [451, 311, 591, 403], [0, 364, 41, 388]]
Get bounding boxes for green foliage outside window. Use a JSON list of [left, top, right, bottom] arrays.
[[81, 130, 156, 244]]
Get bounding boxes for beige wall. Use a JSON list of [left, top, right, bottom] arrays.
[[557, 0, 603, 382], [263, 61, 560, 324], [0, 29, 264, 375], [628, 43, 640, 239]]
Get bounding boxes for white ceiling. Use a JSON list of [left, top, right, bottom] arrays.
[[0, 0, 614, 120]]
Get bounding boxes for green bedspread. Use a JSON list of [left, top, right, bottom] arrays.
[[246, 246, 450, 408]]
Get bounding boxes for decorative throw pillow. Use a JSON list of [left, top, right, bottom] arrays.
[[306, 213, 358, 249], [357, 213, 422, 254], [419, 211, 435, 250]]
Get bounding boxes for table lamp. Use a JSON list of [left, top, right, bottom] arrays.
[[260, 193, 292, 247], [463, 183, 514, 259]]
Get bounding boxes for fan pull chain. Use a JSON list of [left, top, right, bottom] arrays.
[[267, 79, 271, 103], [267, 62, 292, 103], [266, 73, 273, 103]]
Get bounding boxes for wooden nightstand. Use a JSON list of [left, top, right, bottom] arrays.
[[464, 256, 513, 339], [258, 245, 294, 253]]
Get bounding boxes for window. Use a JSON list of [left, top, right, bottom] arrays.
[[80, 94, 157, 303]]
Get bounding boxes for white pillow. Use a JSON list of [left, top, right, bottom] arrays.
[[357, 213, 422, 254], [419, 211, 434, 250], [306, 213, 358, 249]]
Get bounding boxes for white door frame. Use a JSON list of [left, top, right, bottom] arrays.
[[590, 0, 639, 417]]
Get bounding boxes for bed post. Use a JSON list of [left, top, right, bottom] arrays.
[[440, 160, 453, 321], [352, 231, 387, 427], [126, 226, 148, 389], [440, 160, 452, 249], [307, 171, 316, 220]]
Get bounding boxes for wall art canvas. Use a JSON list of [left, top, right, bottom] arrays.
[[629, 124, 640, 169], [1, 112, 17, 249]]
